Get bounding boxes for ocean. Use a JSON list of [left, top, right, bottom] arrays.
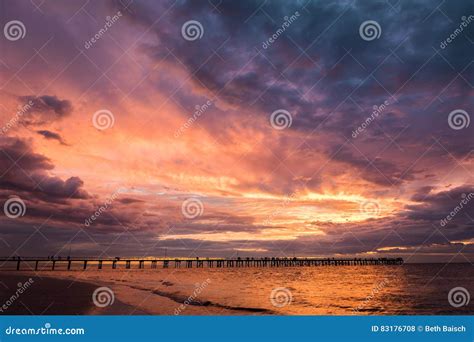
[[2, 263, 471, 315]]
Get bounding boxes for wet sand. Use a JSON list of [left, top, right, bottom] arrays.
[[0, 271, 258, 315], [0, 272, 147, 315]]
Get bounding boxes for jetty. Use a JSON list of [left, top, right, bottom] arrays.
[[0, 257, 403, 271]]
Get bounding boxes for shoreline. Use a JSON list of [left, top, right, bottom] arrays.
[[2, 264, 470, 315], [0, 271, 266, 315]]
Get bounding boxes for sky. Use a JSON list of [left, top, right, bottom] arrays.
[[0, 0, 473, 261]]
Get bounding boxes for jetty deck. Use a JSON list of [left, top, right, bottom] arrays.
[[0, 257, 403, 271]]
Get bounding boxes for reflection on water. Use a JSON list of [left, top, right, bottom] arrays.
[[6, 263, 474, 315]]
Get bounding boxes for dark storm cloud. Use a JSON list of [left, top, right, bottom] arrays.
[[410, 186, 434, 202], [405, 185, 474, 226], [36, 130, 68, 145], [1, 0, 472, 259], [114, 0, 473, 187], [276, 215, 473, 258], [18, 95, 73, 126], [0, 221, 261, 258], [3, 219, 473, 259], [117, 197, 144, 204], [118, 0, 473, 109], [328, 144, 418, 186], [0, 137, 87, 200]]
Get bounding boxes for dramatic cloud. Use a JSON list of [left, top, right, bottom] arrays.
[[406, 186, 474, 228], [0, 137, 87, 200], [0, 0, 472, 260], [36, 130, 68, 145], [17, 95, 73, 126]]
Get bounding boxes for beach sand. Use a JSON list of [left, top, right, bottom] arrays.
[[0, 272, 147, 315], [0, 271, 261, 315]]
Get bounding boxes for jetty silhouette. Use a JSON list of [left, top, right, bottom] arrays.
[[2, 256, 403, 271]]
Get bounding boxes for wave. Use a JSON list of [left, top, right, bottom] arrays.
[[128, 284, 271, 313], [152, 289, 272, 313]]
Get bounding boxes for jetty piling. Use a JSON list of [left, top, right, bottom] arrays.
[[1, 257, 403, 271]]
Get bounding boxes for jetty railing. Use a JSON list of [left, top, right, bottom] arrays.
[[0, 257, 403, 271]]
